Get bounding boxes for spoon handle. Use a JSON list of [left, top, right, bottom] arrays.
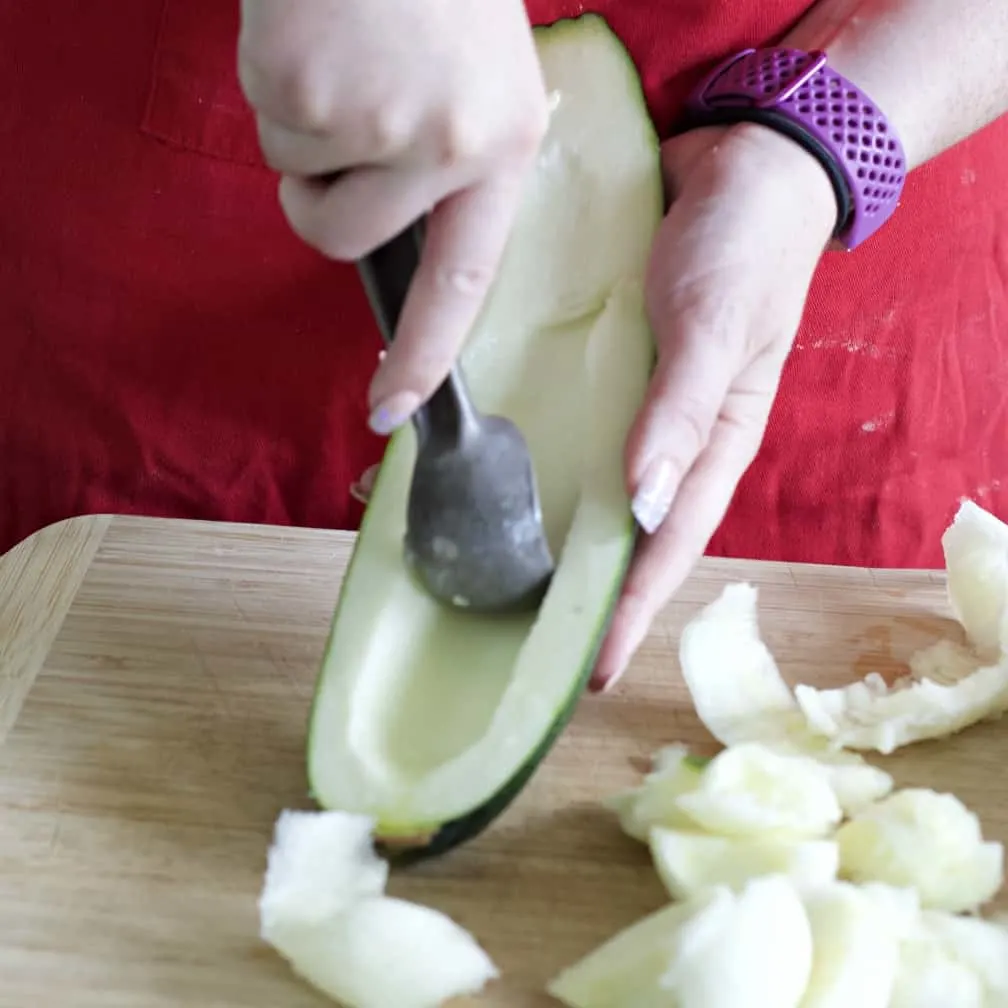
[[356, 224, 477, 446]]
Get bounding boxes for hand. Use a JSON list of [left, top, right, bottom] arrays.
[[589, 123, 839, 692], [237, 0, 550, 431]]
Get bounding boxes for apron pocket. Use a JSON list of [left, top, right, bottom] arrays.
[[141, 0, 265, 168]]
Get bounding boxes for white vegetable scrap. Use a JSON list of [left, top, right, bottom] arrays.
[[681, 501, 1008, 757], [259, 808, 388, 929], [652, 743, 700, 773], [603, 744, 708, 841], [658, 876, 813, 1008], [835, 789, 1004, 914], [888, 929, 985, 1008], [259, 809, 498, 1008], [857, 881, 923, 938], [798, 881, 901, 1008], [673, 742, 842, 840], [548, 877, 814, 1008], [577, 733, 1008, 1008], [677, 580, 895, 797], [796, 500, 1008, 755], [908, 638, 983, 686], [794, 661, 1008, 755], [648, 827, 838, 900], [764, 739, 894, 816], [882, 900, 1008, 1007], [920, 909, 1008, 1003], [607, 741, 887, 844], [942, 498, 1008, 658], [546, 898, 704, 1008], [677, 583, 800, 746]]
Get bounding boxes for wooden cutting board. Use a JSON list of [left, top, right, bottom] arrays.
[[1, 515, 1006, 1007]]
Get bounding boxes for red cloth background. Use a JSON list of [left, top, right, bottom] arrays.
[[1, 0, 1007, 567]]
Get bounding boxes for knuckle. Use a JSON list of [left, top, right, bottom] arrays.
[[368, 102, 412, 160], [433, 81, 550, 170], [278, 66, 333, 133], [437, 108, 484, 167], [238, 43, 332, 132], [721, 387, 775, 437], [670, 396, 713, 458]]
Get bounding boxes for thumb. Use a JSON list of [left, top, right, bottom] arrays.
[[626, 310, 744, 535], [365, 172, 528, 434]]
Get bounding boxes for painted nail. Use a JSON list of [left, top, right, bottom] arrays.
[[349, 463, 381, 505], [368, 391, 421, 435], [631, 457, 675, 534], [600, 667, 626, 694]]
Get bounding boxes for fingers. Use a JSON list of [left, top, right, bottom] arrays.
[[280, 164, 530, 433], [349, 463, 381, 505], [625, 296, 746, 535], [591, 262, 755, 692], [256, 113, 411, 178], [589, 389, 770, 693], [278, 165, 444, 260], [238, 0, 552, 430], [366, 171, 529, 428]]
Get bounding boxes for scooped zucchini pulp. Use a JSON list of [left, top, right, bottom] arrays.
[[306, 14, 664, 856]]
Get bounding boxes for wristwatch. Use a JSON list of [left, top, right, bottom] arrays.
[[680, 47, 907, 250]]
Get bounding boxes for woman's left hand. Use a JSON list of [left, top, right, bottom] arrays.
[[589, 122, 840, 692]]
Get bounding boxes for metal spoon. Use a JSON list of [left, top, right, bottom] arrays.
[[356, 222, 555, 614]]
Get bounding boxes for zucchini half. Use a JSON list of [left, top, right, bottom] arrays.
[[306, 13, 664, 859]]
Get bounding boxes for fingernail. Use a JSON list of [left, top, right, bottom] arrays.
[[631, 458, 675, 534], [590, 633, 634, 694], [368, 391, 421, 435], [349, 463, 381, 505], [599, 667, 626, 694]]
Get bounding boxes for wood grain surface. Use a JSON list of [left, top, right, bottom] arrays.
[[0, 514, 1004, 1007]]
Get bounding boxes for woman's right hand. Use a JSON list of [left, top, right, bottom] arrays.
[[238, 0, 551, 433]]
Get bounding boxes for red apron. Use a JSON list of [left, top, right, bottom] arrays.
[[2, 0, 1006, 569]]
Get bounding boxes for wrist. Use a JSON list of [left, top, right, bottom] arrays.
[[783, 0, 1008, 172], [718, 121, 839, 245], [678, 47, 908, 250]]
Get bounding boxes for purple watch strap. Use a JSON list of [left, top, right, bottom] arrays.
[[684, 48, 907, 250]]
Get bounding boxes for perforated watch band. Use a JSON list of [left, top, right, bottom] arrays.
[[682, 47, 907, 250]]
